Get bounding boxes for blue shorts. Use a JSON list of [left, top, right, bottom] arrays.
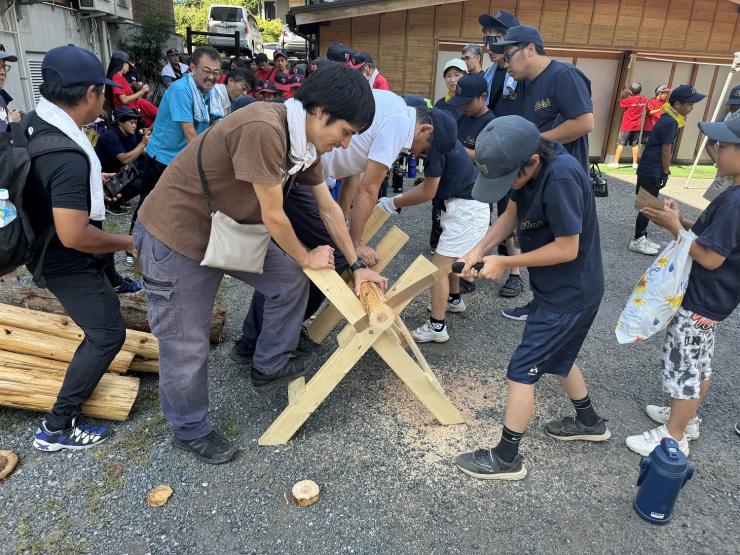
[[507, 302, 600, 384]]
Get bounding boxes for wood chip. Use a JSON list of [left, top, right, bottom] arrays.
[[0, 450, 18, 481], [291, 479, 320, 506], [147, 485, 173, 507]]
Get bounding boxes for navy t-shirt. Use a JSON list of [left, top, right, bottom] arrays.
[[509, 143, 604, 312], [518, 61, 592, 170], [424, 140, 478, 201], [493, 79, 526, 118], [637, 114, 678, 179], [434, 96, 462, 123], [94, 127, 142, 173], [457, 110, 495, 151], [682, 185, 740, 321]]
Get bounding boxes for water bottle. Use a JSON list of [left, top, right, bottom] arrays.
[[407, 155, 417, 179], [392, 159, 405, 193], [0, 189, 17, 228], [633, 437, 694, 524]]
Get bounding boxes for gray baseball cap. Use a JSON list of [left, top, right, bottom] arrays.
[[472, 115, 541, 203], [698, 111, 740, 145]]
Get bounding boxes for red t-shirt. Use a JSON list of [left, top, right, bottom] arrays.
[[256, 68, 277, 82], [372, 73, 391, 91], [619, 94, 647, 131], [111, 72, 134, 109], [643, 97, 665, 131]]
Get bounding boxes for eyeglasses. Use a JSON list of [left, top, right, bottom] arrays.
[[199, 67, 222, 78], [0, 64, 10, 73], [503, 46, 526, 64]]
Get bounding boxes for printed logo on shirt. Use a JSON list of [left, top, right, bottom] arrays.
[[502, 91, 518, 100], [520, 219, 544, 231], [464, 136, 476, 148], [474, 160, 489, 176], [528, 366, 538, 376], [534, 98, 552, 111]]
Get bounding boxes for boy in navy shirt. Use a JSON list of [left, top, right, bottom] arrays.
[[454, 116, 609, 481], [631, 85, 706, 256], [626, 113, 740, 457]]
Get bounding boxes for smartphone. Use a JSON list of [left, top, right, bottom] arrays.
[[104, 164, 138, 197]]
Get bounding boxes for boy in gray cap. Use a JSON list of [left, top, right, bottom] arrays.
[[626, 112, 740, 457], [454, 116, 609, 480]]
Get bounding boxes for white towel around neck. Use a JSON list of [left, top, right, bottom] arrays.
[[284, 98, 317, 176], [36, 97, 105, 221]]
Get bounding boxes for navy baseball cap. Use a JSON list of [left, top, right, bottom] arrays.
[[669, 84, 706, 104], [488, 25, 544, 53], [472, 115, 541, 203], [290, 64, 306, 76], [42, 44, 120, 89], [273, 48, 288, 61], [429, 108, 457, 155], [348, 51, 373, 70], [273, 72, 291, 92], [327, 42, 354, 64], [111, 106, 141, 122], [289, 74, 304, 88], [447, 73, 489, 106], [255, 52, 269, 64], [111, 50, 129, 62], [403, 94, 428, 108], [726, 85, 740, 106], [478, 10, 519, 31], [698, 111, 740, 144], [307, 57, 331, 75], [232, 95, 256, 111]]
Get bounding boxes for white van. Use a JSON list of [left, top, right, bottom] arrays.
[[206, 5, 263, 56]]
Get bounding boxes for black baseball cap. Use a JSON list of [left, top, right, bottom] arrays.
[[255, 52, 269, 64], [478, 10, 519, 31], [447, 73, 489, 107], [260, 81, 277, 94], [348, 52, 373, 70], [699, 111, 740, 144], [669, 84, 706, 104], [273, 73, 291, 92], [232, 95, 256, 111], [326, 42, 354, 64], [289, 74, 304, 88], [429, 108, 457, 155], [290, 64, 306, 76], [42, 44, 120, 89], [488, 25, 544, 53], [403, 94, 427, 108], [254, 79, 268, 92], [111, 107, 141, 122], [307, 57, 331, 74], [111, 50, 129, 62], [726, 85, 740, 106], [472, 116, 541, 203], [273, 48, 288, 61], [166, 48, 180, 56]]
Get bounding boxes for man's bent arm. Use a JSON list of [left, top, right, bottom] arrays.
[[348, 160, 390, 245]]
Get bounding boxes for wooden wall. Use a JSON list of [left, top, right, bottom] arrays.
[[316, 0, 740, 97]]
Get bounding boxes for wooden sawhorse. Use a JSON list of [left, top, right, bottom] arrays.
[[258, 210, 465, 445]]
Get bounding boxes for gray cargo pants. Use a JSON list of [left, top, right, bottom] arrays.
[[134, 222, 309, 440]]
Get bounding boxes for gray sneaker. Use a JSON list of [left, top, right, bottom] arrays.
[[545, 416, 611, 442], [454, 448, 527, 481]]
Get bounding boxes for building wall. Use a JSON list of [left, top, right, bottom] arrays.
[[133, 0, 174, 24]]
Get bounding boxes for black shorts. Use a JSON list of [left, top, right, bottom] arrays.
[[641, 130, 651, 144], [618, 130, 641, 147]]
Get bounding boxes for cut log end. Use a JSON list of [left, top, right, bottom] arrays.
[[0, 450, 18, 481], [291, 479, 320, 506], [147, 485, 173, 507]]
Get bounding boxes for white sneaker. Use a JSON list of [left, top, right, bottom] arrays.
[[607, 162, 619, 169], [625, 424, 689, 457], [632, 163, 638, 170], [412, 321, 450, 343], [629, 236, 659, 256], [644, 237, 661, 251], [427, 298, 466, 314], [645, 405, 701, 440]]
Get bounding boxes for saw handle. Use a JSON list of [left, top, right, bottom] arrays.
[[451, 261, 484, 274]]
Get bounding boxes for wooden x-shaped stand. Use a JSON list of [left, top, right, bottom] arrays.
[[258, 210, 465, 445]]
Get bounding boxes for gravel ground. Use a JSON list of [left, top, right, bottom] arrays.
[[1, 175, 738, 554]]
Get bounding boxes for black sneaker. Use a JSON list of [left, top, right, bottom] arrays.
[[545, 416, 611, 442], [454, 448, 527, 481], [499, 274, 524, 298], [173, 429, 237, 464], [251, 351, 318, 393], [229, 338, 255, 363]]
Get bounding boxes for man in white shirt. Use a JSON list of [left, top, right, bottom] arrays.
[[161, 48, 189, 87]]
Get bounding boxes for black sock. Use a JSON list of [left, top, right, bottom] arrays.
[[429, 317, 445, 331], [571, 395, 599, 426], [448, 292, 461, 302], [492, 426, 524, 463]]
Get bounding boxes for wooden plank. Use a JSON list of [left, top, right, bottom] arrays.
[[288, 378, 306, 406], [303, 269, 366, 330], [385, 256, 442, 313], [296, 0, 463, 26], [0, 351, 67, 372], [361, 205, 390, 245], [372, 332, 465, 425], [461, 0, 490, 37], [637, 0, 669, 47], [259, 327, 378, 445], [540, 0, 569, 44], [434, 3, 463, 38]]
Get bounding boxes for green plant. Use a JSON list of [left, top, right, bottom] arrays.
[[257, 16, 284, 43], [119, 14, 172, 85]]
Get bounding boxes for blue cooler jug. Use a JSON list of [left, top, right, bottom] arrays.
[[407, 156, 417, 179], [634, 437, 694, 524]]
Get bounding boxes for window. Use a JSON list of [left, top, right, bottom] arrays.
[[209, 7, 241, 22], [28, 59, 43, 106], [264, 1, 276, 20]]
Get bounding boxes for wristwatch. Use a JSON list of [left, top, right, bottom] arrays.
[[349, 259, 367, 273]]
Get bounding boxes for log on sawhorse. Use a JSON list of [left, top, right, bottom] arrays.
[[258, 255, 465, 445]]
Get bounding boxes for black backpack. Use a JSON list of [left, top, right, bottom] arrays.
[[590, 162, 609, 198], [0, 113, 86, 283]]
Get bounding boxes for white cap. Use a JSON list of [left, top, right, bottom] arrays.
[[443, 58, 467, 75], [0, 189, 9, 200]]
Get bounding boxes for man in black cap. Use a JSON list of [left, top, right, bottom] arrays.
[[632, 84, 705, 256], [161, 48, 189, 87], [0, 49, 21, 133], [349, 52, 390, 91], [306, 57, 332, 76], [25, 45, 135, 453], [479, 9, 519, 113], [326, 42, 355, 65], [454, 115, 609, 481], [273, 48, 290, 76]]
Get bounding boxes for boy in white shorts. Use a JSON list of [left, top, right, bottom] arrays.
[[377, 109, 489, 343], [626, 113, 740, 456]]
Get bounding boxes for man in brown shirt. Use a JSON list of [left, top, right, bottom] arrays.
[[134, 65, 384, 464]]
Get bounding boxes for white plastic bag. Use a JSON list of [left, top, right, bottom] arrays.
[[615, 230, 696, 344]]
